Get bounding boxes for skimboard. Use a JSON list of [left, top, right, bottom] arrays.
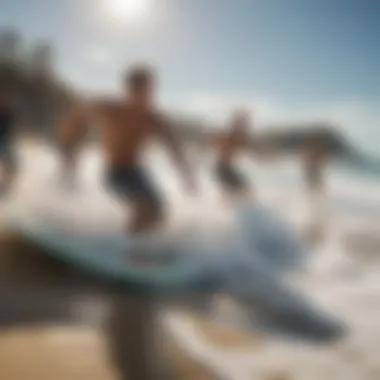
[[9, 209, 209, 291], [234, 201, 307, 273], [9, 204, 346, 343]]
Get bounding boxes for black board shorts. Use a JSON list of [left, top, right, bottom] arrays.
[[0, 107, 17, 171], [0, 137, 17, 170], [215, 163, 247, 190], [106, 166, 162, 211]]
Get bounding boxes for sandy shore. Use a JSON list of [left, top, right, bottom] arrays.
[[0, 230, 231, 380]]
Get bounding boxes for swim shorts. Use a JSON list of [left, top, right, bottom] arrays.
[[0, 106, 17, 170], [0, 138, 17, 170], [106, 166, 162, 211], [215, 163, 247, 190]]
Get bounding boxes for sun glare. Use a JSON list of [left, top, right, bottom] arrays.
[[105, 0, 153, 22]]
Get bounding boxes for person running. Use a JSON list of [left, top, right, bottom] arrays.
[[57, 64, 196, 234], [214, 110, 254, 199], [303, 136, 327, 245], [0, 85, 18, 196], [303, 136, 326, 197]]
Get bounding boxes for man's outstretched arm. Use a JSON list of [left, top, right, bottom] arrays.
[[154, 114, 197, 193]]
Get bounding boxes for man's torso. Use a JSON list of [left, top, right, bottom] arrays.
[[94, 100, 160, 167]]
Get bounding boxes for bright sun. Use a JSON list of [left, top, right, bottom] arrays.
[[105, 0, 152, 21]]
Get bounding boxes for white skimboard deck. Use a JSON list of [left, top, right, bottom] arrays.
[[9, 202, 346, 344]]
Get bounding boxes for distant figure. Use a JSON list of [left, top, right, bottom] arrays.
[[57, 64, 196, 234], [0, 86, 18, 196], [303, 137, 326, 198], [303, 137, 327, 245], [214, 111, 254, 199]]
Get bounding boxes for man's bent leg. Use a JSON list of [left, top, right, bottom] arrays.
[[128, 197, 164, 234], [216, 164, 251, 203], [60, 147, 77, 185], [0, 144, 17, 195], [106, 166, 164, 235]]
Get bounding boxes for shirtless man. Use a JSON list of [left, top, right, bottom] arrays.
[[303, 137, 326, 197], [57, 65, 196, 234], [214, 110, 254, 199], [303, 137, 327, 245], [0, 85, 18, 195]]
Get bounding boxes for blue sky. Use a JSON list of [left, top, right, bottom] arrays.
[[1, 0, 380, 149], [1, 0, 379, 99]]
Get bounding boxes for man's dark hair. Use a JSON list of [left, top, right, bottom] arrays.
[[124, 64, 154, 89]]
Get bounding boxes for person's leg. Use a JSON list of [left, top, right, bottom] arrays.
[[217, 164, 251, 202], [128, 197, 163, 233], [308, 174, 325, 214], [0, 142, 17, 195], [60, 146, 77, 185], [107, 167, 164, 235], [304, 173, 327, 246]]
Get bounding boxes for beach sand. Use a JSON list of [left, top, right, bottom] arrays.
[[0, 230, 224, 380]]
